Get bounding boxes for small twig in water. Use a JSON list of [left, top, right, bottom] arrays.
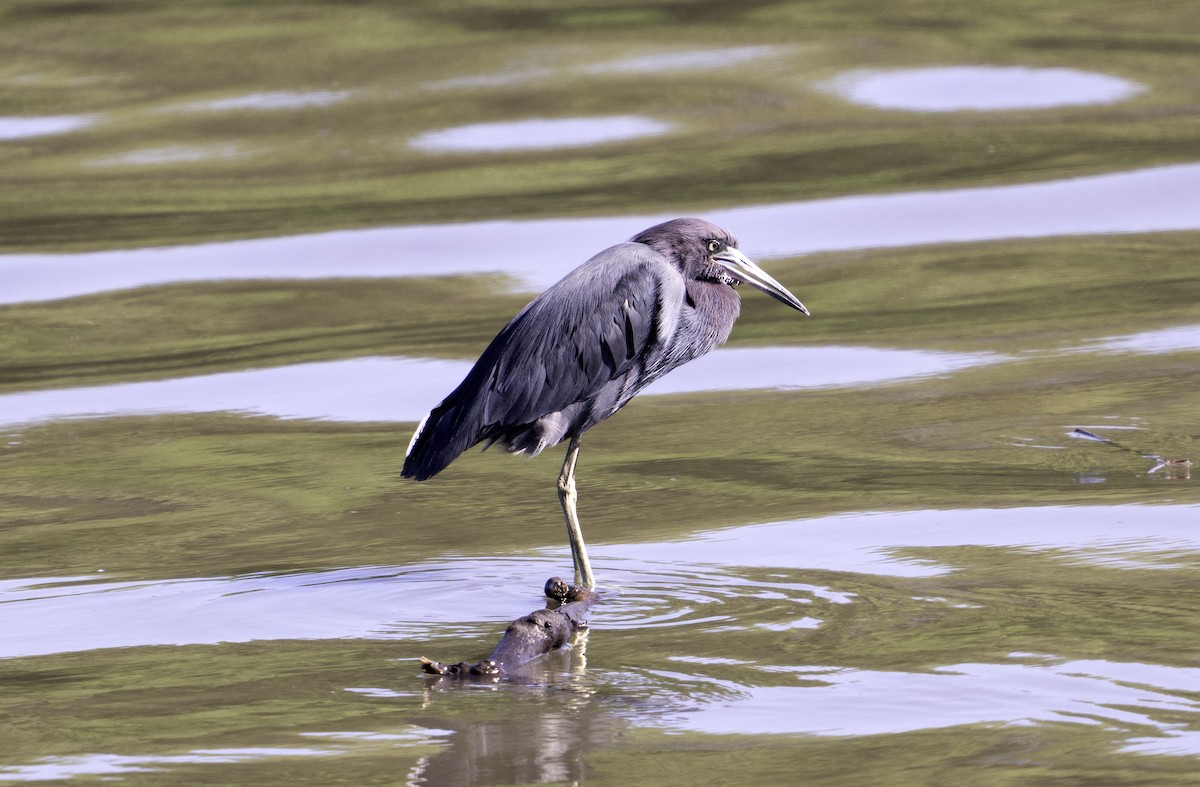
[[420, 577, 598, 677], [1070, 428, 1191, 478]]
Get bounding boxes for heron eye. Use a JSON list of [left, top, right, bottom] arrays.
[[707, 240, 721, 253]]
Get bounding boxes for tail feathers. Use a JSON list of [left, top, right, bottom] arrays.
[[401, 400, 482, 481]]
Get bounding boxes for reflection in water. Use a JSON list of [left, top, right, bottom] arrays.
[[0, 560, 555, 658], [411, 710, 594, 785], [0, 729, 451, 783], [169, 90, 354, 112], [3, 631, 1196, 780], [3, 504, 1196, 659], [0, 748, 338, 782], [654, 658, 1200, 737], [0, 115, 94, 140], [822, 66, 1143, 111], [0, 553, 844, 658], [1078, 324, 1200, 355], [426, 46, 780, 89], [4, 163, 1199, 304], [410, 116, 672, 152], [604, 503, 1200, 577], [0, 346, 1002, 429], [1124, 730, 1200, 756], [5, 504, 1200, 776], [415, 646, 610, 785], [642, 346, 1003, 395], [0, 674, 607, 785], [0, 356, 467, 427], [4, 7, 1198, 783], [88, 143, 244, 167], [581, 46, 779, 75]]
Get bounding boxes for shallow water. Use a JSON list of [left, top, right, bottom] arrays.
[[0, 114, 94, 140], [5, 502, 1195, 653], [88, 143, 245, 167], [410, 116, 674, 152], [425, 45, 780, 89], [0, 346, 1003, 427], [823, 66, 1144, 111], [1082, 324, 1200, 355], [169, 90, 355, 113], [3, 3, 1200, 785], [4, 162, 1200, 304]]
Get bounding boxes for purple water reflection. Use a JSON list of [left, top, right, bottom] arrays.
[[2, 503, 1195, 659], [823, 66, 1143, 112], [426, 45, 780, 89], [0, 115, 94, 140], [170, 90, 354, 112], [0, 731, 449, 782], [88, 143, 244, 166], [411, 116, 672, 152], [1077, 324, 1200, 355], [601, 503, 1200, 579], [0, 347, 1002, 429], [656, 658, 1200, 737], [3, 163, 1199, 304], [582, 46, 779, 75]]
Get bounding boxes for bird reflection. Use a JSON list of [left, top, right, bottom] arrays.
[[412, 641, 612, 786]]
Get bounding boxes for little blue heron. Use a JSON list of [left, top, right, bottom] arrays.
[[402, 218, 808, 588]]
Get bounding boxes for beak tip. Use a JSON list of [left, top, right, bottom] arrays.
[[716, 248, 808, 316]]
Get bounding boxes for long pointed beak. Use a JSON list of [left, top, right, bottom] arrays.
[[714, 248, 809, 315]]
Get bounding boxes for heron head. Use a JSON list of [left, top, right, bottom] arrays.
[[705, 237, 808, 314], [634, 218, 808, 314]]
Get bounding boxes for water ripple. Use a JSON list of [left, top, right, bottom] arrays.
[[0, 115, 94, 141], [1072, 324, 1200, 355], [0, 346, 1003, 428], [411, 116, 672, 152], [822, 66, 1143, 111], [4, 163, 1199, 304], [3, 503, 1195, 659], [647, 657, 1200, 738]]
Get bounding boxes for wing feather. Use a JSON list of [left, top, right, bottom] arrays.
[[488, 244, 674, 426], [401, 243, 683, 480]]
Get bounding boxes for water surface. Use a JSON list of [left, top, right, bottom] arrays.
[[1081, 324, 1200, 355], [426, 45, 780, 89], [170, 90, 354, 112], [4, 163, 1199, 304], [88, 143, 244, 166], [581, 46, 779, 75], [5, 503, 1195, 656], [0, 115, 94, 140], [0, 347, 1003, 428], [410, 116, 673, 152], [4, 4, 1200, 785], [824, 66, 1144, 111]]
